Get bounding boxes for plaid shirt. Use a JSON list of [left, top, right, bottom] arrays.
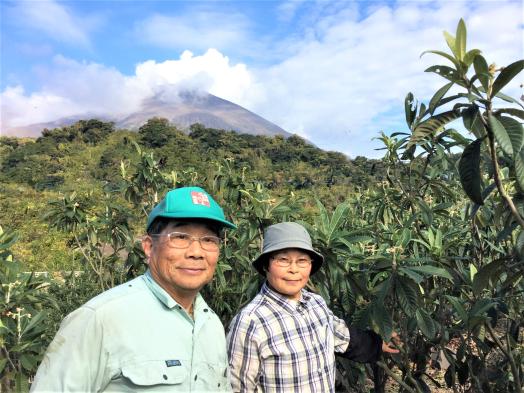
[[226, 282, 350, 393]]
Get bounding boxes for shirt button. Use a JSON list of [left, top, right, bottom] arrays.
[[194, 374, 198, 381], [163, 374, 168, 380], [204, 308, 208, 312]]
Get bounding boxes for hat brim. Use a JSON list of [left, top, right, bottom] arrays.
[[252, 245, 324, 276], [147, 212, 236, 231]]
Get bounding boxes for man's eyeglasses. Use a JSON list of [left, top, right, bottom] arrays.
[[150, 232, 221, 251], [270, 256, 312, 268]]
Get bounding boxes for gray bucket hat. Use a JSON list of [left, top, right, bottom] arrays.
[[252, 222, 324, 275]]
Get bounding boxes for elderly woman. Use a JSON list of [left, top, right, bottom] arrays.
[[227, 222, 399, 393]]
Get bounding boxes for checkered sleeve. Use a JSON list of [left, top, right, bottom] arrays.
[[331, 312, 351, 353], [227, 313, 262, 393]]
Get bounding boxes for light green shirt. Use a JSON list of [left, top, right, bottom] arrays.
[[31, 271, 231, 392]]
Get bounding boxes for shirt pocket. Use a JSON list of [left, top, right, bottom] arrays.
[[120, 360, 188, 387], [195, 362, 229, 391]]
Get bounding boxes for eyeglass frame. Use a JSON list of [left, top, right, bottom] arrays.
[[148, 231, 222, 251], [269, 254, 313, 268]]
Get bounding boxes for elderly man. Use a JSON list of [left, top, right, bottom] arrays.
[[32, 186, 235, 392], [227, 222, 399, 393]]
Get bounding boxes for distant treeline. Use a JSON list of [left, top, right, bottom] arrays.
[[0, 117, 386, 192]]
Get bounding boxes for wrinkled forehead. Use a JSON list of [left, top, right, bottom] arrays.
[[168, 220, 219, 233]]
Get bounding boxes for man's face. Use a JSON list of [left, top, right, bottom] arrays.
[[266, 248, 312, 301], [142, 222, 220, 299]]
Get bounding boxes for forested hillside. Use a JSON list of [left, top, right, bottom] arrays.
[[0, 118, 384, 271]]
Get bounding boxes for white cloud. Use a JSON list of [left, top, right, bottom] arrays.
[[1, 0, 522, 157], [248, 0, 524, 157], [7, 0, 97, 47], [136, 11, 250, 52], [1, 50, 259, 129]]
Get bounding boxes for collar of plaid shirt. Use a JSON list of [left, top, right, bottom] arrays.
[[262, 281, 311, 312]]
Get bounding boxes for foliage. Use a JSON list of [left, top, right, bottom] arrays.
[[1, 18, 522, 393], [0, 227, 55, 392]]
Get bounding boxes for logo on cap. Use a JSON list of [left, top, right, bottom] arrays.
[[191, 191, 210, 207]]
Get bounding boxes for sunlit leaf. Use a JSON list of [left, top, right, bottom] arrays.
[[409, 265, 453, 281], [429, 82, 453, 115], [443, 31, 458, 59], [463, 49, 481, 66], [491, 60, 524, 98], [421, 50, 460, 70], [488, 114, 513, 156], [425, 65, 461, 83], [499, 116, 523, 155], [456, 19, 467, 61], [408, 110, 461, 147]]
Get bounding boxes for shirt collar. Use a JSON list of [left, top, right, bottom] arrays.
[[261, 281, 311, 313], [142, 270, 208, 312]]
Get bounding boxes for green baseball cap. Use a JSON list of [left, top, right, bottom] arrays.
[[146, 186, 236, 231]]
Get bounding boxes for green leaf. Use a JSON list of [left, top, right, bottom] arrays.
[[498, 108, 524, 120], [463, 49, 481, 67], [371, 302, 392, 340], [488, 114, 513, 156], [21, 311, 45, 336], [0, 358, 7, 375], [429, 82, 453, 115], [472, 259, 506, 296], [405, 92, 417, 127], [443, 31, 458, 59], [499, 116, 523, 155], [458, 139, 483, 205], [327, 202, 350, 243], [469, 263, 478, 283], [408, 110, 461, 147], [491, 60, 524, 98], [408, 265, 453, 281], [421, 50, 460, 70], [445, 295, 467, 322], [416, 308, 436, 339], [425, 65, 461, 83], [516, 230, 524, 258], [473, 55, 490, 92], [15, 373, 30, 393], [398, 267, 424, 284], [395, 276, 419, 316], [455, 19, 467, 61], [515, 147, 524, 190]]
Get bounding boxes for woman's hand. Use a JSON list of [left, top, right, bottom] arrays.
[[382, 331, 401, 354]]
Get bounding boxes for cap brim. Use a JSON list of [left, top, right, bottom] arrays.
[[148, 212, 236, 230]]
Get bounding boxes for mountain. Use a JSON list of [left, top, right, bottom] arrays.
[[2, 91, 291, 138]]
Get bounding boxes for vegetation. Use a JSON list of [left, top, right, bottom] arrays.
[[1, 19, 523, 392]]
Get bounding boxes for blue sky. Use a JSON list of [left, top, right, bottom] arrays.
[[1, 0, 522, 157]]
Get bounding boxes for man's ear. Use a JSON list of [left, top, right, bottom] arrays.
[[142, 236, 153, 262]]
